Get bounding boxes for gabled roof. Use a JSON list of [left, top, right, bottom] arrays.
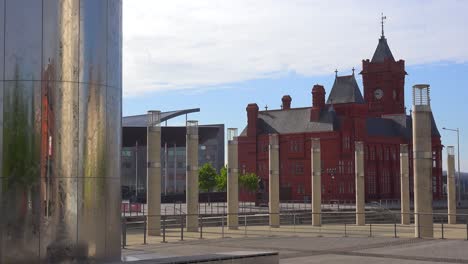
[[123, 108, 200, 127], [366, 113, 441, 139], [326, 74, 364, 104], [239, 107, 337, 136], [371, 36, 395, 63]]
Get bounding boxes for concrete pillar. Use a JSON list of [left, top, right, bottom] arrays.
[[311, 138, 321, 226], [412, 84, 433, 238], [400, 144, 410, 225], [355, 141, 365, 226], [227, 128, 239, 229], [186, 120, 199, 232], [269, 134, 280, 228], [147, 111, 162, 236], [447, 146, 457, 224]]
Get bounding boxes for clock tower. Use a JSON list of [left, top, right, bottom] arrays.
[[361, 15, 406, 116]]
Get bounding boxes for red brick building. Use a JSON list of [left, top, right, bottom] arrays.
[[238, 32, 443, 203]]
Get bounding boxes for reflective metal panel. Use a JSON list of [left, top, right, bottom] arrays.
[[0, 0, 122, 261], [0, 80, 4, 262], [4, 0, 42, 80], [49, 82, 79, 179], [77, 177, 107, 259], [104, 178, 121, 257], [79, 0, 108, 85], [1, 81, 42, 263], [0, 0, 5, 80], [107, 0, 122, 88], [106, 86, 121, 179], [43, 0, 80, 83], [40, 177, 78, 262], [78, 83, 107, 179]]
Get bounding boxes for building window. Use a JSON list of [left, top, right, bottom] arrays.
[[290, 140, 302, 153], [346, 161, 353, 174], [343, 136, 350, 150], [338, 182, 345, 194], [367, 167, 376, 194], [349, 182, 354, 194], [295, 162, 304, 175], [391, 148, 396, 161], [370, 147, 376, 160], [297, 184, 305, 194], [123, 161, 132, 169], [338, 160, 344, 175]]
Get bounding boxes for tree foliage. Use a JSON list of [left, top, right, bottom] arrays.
[[239, 173, 259, 193], [215, 165, 227, 191], [198, 163, 217, 192]]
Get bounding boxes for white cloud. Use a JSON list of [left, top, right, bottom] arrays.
[[123, 0, 468, 96]]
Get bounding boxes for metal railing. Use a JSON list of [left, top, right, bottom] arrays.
[[121, 211, 468, 248]]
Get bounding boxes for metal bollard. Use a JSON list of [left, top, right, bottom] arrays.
[[394, 223, 397, 238], [244, 214, 247, 237], [200, 215, 203, 239], [417, 215, 421, 239], [162, 216, 167, 243], [143, 217, 147, 244], [293, 213, 296, 234], [221, 213, 225, 238], [122, 218, 127, 248], [466, 223, 468, 241], [441, 223, 445, 239], [369, 223, 372, 237], [180, 214, 184, 241]]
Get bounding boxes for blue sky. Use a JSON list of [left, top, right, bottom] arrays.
[[122, 0, 468, 171]]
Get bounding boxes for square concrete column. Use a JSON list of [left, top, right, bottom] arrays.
[[412, 84, 433, 238], [227, 128, 239, 229], [186, 120, 199, 232], [311, 138, 321, 226], [269, 134, 280, 228], [400, 144, 410, 225], [447, 146, 457, 224], [147, 111, 161, 236], [355, 141, 365, 226]]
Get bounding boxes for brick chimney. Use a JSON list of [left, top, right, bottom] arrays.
[[246, 103, 259, 137], [311, 84, 326, 121], [281, 95, 292, 110]]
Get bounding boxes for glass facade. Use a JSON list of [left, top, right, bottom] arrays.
[[121, 125, 224, 200]]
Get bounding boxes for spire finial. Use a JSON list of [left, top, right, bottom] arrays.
[[264, 105, 268, 111], [381, 13, 387, 37], [335, 69, 338, 77], [352, 67, 355, 75]]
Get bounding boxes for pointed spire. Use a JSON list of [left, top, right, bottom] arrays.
[[381, 13, 387, 38], [371, 13, 395, 63], [352, 67, 355, 75], [335, 69, 338, 77]]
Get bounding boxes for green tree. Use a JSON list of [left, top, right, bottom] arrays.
[[198, 163, 217, 192], [239, 173, 259, 193], [215, 165, 227, 191]]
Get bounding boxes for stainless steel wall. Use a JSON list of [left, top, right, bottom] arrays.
[[0, 0, 122, 262]]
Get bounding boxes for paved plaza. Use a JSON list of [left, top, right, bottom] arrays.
[[123, 235, 468, 263], [122, 223, 468, 263]]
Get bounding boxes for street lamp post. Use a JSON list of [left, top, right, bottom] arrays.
[[443, 127, 461, 204]]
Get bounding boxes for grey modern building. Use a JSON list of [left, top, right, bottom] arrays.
[[0, 0, 122, 262], [122, 109, 224, 201]]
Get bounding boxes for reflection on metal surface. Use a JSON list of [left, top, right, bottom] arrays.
[[0, 0, 122, 262]]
